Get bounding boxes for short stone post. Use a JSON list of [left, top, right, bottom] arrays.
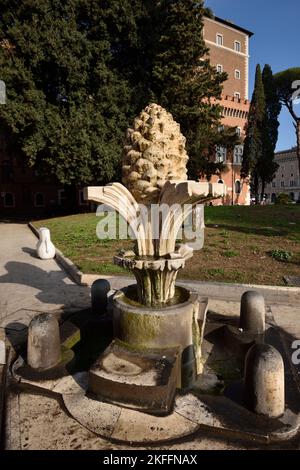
[[240, 291, 265, 334], [244, 343, 285, 418], [91, 279, 111, 314], [27, 313, 61, 370]]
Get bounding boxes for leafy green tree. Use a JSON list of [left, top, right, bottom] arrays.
[[259, 64, 281, 200], [241, 65, 266, 203], [129, 0, 229, 179], [0, 0, 233, 190], [0, 0, 135, 187], [274, 68, 300, 176]]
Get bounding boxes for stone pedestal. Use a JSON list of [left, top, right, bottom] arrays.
[[88, 341, 179, 415], [112, 285, 207, 388], [88, 286, 208, 412]]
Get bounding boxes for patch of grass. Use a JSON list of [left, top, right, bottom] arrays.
[[222, 250, 239, 258], [268, 250, 293, 262], [207, 268, 225, 277], [220, 229, 229, 238], [227, 270, 245, 283], [33, 205, 300, 285]]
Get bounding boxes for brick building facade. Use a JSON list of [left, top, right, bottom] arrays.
[[0, 135, 89, 217], [201, 16, 254, 205]]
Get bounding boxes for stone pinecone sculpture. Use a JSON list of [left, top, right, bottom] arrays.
[[122, 103, 189, 204]]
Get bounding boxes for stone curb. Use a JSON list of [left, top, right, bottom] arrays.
[[82, 275, 300, 305], [28, 222, 85, 286]]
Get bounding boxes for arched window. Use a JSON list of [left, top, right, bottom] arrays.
[[218, 179, 224, 184], [271, 193, 276, 203], [235, 180, 241, 194], [34, 193, 45, 207]]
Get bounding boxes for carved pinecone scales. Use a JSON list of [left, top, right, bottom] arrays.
[[122, 103, 188, 204]]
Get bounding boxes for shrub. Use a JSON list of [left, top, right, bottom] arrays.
[[275, 193, 290, 205], [269, 249, 293, 262], [222, 250, 239, 258]]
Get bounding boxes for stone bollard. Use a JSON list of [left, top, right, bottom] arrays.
[[36, 227, 56, 260], [91, 279, 111, 314], [27, 313, 61, 370], [240, 291, 265, 334], [244, 343, 285, 418]]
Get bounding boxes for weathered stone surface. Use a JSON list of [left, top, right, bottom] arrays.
[[113, 286, 207, 387], [27, 313, 61, 370], [0, 339, 5, 365], [192, 373, 224, 394], [88, 341, 179, 414], [63, 391, 122, 439], [60, 321, 81, 350], [244, 343, 285, 418], [91, 279, 111, 314], [240, 291, 265, 334], [111, 406, 199, 443], [122, 103, 189, 204]]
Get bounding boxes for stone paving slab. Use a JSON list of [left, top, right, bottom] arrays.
[[270, 304, 300, 339], [4, 391, 21, 450], [11, 343, 300, 445], [111, 406, 199, 443]]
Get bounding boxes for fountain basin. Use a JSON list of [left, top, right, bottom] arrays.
[[112, 285, 208, 388]]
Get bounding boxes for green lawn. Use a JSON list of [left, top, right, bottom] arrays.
[[34, 205, 300, 286]]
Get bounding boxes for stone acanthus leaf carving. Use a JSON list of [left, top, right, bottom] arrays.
[[84, 103, 226, 306]]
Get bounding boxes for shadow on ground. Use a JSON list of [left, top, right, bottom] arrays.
[[0, 260, 90, 308]]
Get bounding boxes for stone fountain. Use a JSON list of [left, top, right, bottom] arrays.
[[9, 104, 300, 446], [84, 104, 225, 413]]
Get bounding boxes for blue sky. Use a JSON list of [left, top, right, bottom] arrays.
[[206, 0, 300, 151]]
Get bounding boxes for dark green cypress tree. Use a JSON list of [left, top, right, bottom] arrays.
[[241, 64, 266, 203], [259, 64, 281, 200]]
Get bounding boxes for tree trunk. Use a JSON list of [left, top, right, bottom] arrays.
[[260, 181, 265, 204], [296, 120, 300, 185]]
